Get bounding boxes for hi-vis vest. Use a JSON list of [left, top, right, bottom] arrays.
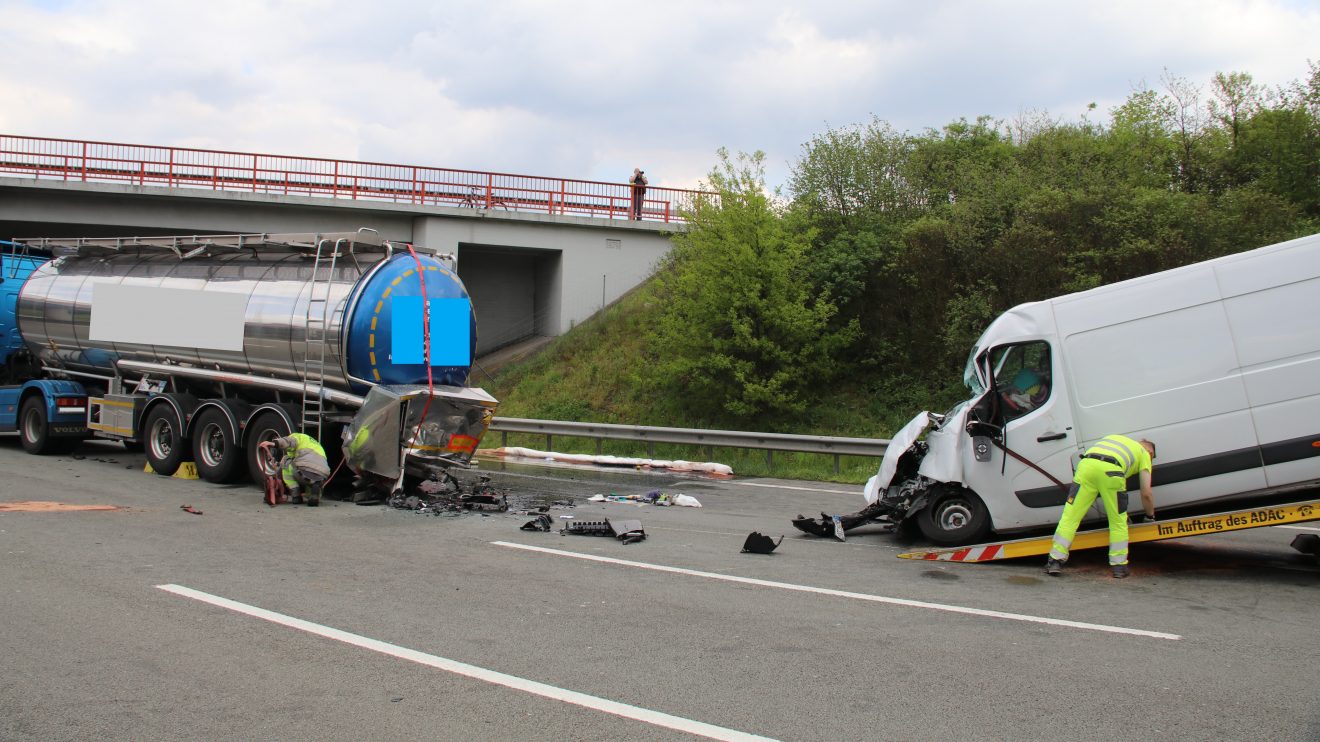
[[1084, 434, 1152, 479]]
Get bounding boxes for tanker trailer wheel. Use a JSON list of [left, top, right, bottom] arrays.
[[142, 404, 189, 476], [244, 411, 291, 487], [191, 408, 241, 483], [19, 396, 76, 455], [917, 486, 991, 546]]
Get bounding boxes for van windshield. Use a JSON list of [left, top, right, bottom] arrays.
[[962, 346, 986, 398]]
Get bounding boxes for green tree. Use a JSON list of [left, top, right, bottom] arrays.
[[644, 149, 860, 424]]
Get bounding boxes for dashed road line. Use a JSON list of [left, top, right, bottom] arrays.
[[156, 584, 777, 742], [732, 481, 857, 495], [490, 542, 1182, 641]]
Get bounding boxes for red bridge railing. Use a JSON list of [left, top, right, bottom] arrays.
[[0, 134, 716, 224]]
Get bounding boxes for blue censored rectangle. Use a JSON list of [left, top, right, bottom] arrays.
[[391, 297, 472, 366]]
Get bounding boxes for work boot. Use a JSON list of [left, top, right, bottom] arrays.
[[1043, 558, 1064, 576], [1112, 564, 1131, 579]]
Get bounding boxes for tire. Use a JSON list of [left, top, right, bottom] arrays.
[[142, 404, 188, 476], [19, 396, 75, 455], [917, 487, 991, 545], [245, 411, 291, 487], [191, 408, 241, 483]]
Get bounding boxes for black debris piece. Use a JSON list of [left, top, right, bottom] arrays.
[[561, 517, 646, 544], [791, 513, 834, 538], [521, 514, 554, 531], [791, 500, 900, 540], [1291, 533, 1320, 556], [609, 519, 646, 544], [741, 532, 783, 554], [562, 519, 613, 536]]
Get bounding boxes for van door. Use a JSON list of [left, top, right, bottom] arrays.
[[962, 340, 1078, 530]]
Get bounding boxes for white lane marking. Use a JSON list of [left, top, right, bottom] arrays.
[[1278, 525, 1320, 532], [490, 542, 1182, 641], [733, 481, 857, 495], [156, 584, 776, 742], [648, 526, 901, 550]]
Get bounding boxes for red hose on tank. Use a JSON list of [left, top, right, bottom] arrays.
[[403, 243, 434, 450]]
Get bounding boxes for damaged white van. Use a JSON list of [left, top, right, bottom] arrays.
[[795, 231, 1320, 545]]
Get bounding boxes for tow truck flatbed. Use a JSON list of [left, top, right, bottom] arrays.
[[898, 498, 1320, 562]]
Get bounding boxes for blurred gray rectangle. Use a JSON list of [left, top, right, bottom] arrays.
[[90, 284, 246, 350]]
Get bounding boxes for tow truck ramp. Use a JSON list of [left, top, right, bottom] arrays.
[[898, 498, 1320, 562]]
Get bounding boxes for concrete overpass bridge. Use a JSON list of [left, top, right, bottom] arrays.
[[0, 134, 714, 364]]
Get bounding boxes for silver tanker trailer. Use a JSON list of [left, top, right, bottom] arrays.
[[0, 229, 497, 494]]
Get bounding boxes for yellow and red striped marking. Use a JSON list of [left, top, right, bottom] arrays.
[[899, 499, 1320, 562]]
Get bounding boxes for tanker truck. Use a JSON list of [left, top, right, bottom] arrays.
[[0, 229, 497, 493]]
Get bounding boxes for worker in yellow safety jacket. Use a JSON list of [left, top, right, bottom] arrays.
[[259, 433, 330, 506], [1045, 434, 1156, 579]]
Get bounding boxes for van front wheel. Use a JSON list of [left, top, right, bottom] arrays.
[[918, 487, 990, 545]]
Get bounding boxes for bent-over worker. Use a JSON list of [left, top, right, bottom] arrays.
[[1045, 434, 1156, 579], [259, 432, 330, 506]]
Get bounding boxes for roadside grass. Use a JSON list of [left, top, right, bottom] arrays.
[[480, 280, 965, 485]]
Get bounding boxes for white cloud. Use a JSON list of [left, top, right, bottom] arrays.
[[0, 0, 1315, 191]]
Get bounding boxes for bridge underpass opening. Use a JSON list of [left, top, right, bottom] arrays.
[[457, 244, 560, 360]]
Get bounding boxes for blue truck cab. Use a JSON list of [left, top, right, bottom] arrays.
[[0, 241, 90, 452]]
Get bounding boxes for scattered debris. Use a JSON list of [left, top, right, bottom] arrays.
[[180, 505, 203, 515], [560, 517, 646, 544], [741, 532, 783, 554], [588, 491, 696, 507], [793, 509, 893, 540], [385, 472, 510, 516]]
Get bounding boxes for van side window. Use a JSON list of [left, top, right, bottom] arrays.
[[992, 341, 1052, 421]]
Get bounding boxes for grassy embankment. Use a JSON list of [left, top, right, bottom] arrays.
[[474, 281, 965, 484]]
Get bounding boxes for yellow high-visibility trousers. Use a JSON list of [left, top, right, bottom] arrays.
[[1048, 459, 1130, 566]]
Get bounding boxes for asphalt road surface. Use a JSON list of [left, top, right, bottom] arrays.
[[2, 438, 1318, 741]]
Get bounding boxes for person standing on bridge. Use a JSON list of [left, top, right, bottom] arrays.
[[1044, 434, 1156, 579], [630, 168, 648, 220]]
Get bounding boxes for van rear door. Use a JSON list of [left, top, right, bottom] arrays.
[[1216, 237, 1320, 488]]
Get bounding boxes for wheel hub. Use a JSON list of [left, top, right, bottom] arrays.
[[940, 502, 973, 530]]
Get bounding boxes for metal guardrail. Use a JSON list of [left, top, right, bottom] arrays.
[[0, 134, 719, 224], [488, 417, 890, 473]]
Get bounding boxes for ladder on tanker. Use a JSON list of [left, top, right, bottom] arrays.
[[897, 498, 1320, 562], [300, 236, 342, 441]]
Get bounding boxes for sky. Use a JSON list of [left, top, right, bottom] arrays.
[[0, 0, 1316, 193]]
